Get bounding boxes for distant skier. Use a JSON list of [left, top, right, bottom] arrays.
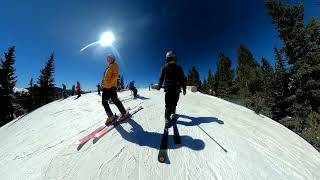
[[157, 51, 186, 127], [129, 81, 138, 98], [71, 85, 75, 96], [97, 83, 101, 95], [76, 81, 81, 98], [101, 55, 129, 125]]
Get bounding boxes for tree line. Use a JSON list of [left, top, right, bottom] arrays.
[[0, 48, 56, 126], [186, 0, 320, 151]]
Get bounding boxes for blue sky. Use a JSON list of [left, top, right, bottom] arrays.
[[0, 0, 319, 90]]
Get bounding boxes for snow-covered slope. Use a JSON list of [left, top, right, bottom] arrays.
[[0, 89, 319, 180]]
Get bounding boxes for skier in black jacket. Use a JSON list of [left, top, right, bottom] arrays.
[[157, 51, 186, 128]]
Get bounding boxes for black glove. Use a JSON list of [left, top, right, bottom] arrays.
[[183, 90, 186, 95]]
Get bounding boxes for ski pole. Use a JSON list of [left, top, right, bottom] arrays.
[[197, 125, 228, 153]]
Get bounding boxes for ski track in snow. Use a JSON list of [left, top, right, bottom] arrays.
[[0, 89, 319, 180]]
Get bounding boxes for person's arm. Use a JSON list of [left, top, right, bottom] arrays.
[[157, 67, 165, 90], [101, 68, 107, 87]]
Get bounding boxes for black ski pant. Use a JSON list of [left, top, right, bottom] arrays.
[[133, 88, 138, 97], [164, 91, 180, 128], [77, 89, 81, 97], [102, 87, 126, 117]]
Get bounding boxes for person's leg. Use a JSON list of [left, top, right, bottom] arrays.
[[101, 88, 113, 117], [172, 92, 180, 114], [133, 88, 137, 97], [164, 92, 171, 121], [171, 92, 180, 122], [165, 91, 175, 128], [109, 87, 126, 115]]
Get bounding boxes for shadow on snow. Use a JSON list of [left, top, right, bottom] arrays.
[[89, 114, 227, 153], [113, 118, 205, 151]]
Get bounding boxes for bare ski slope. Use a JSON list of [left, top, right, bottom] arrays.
[[0, 89, 319, 180]]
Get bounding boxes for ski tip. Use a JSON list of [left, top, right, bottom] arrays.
[[158, 156, 165, 163], [75, 140, 81, 145]]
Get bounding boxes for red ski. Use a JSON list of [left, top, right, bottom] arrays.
[[94, 106, 143, 139], [75, 126, 105, 145]]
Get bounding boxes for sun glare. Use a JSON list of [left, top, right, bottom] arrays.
[[99, 31, 115, 47]]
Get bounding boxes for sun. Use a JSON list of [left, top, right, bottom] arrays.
[[99, 31, 115, 47]]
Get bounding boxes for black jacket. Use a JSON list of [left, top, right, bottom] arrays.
[[158, 62, 186, 92]]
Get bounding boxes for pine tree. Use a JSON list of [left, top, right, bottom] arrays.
[[235, 45, 264, 113], [28, 78, 34, 111], [0, 46, 17, 126], [0, 68, 3, 87], [215, 53, 234, 97], [266, 0, 320, 151], [0, 67, 4, 123], [198, 79, 202, 92], [266, 0, 305, 66], [207, 69, 215, 95], [272, 48, 290, 121], [235, 45, 263, 97], [201, 78, 208, 94], [37, 53, 55, 105], [261, 57, 274, 107], [261, 57, 274, 84], [29, 78, 33, 88], [187, 66, 200, 87], [300, 17, 320, 150]]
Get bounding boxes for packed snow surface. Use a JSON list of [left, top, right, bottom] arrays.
[[0, 89, 319, 180]]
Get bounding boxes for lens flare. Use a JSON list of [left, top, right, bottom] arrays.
[[80, 31, 115, 52], [99, 31, 115, 47]]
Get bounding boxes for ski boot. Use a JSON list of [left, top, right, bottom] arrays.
[[105, 115, 118, 126], [119, 112, 130, 122]]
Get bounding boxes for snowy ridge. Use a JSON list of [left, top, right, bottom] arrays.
[[0, 89, 319, 180]]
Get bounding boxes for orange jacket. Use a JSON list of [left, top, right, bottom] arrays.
[[102, 63, 119, 89]]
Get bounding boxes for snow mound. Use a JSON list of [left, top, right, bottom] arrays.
[[0, 89, 319, 180], [13, 87, 29, 93]]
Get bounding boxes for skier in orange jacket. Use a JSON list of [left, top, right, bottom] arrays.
[[101, 55, 129, 125]]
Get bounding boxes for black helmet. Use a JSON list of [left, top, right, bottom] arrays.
[[166, 51, 177, 63]]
